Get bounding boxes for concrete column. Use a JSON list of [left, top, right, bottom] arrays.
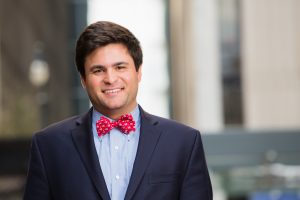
[[169, 0, 223, 131], [169, 0, 196, 126], [242, 0, 300, 129]]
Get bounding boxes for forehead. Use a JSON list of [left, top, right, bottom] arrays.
[[85, 43, 133, 65], [92, 43, 129, 56]]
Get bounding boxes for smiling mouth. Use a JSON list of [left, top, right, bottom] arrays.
[[102, 88, 124, 94]]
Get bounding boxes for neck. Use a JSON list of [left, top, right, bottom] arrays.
[[95, 104, 138, 120]]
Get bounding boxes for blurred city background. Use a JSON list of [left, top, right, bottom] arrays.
[[0, 0, 300, 199]]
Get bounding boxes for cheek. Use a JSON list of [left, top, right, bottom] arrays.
[[123, 72, 140, 84], [86, 77, 102, 90], [127, 77, 139, 87], [119, 73, 132, 83]]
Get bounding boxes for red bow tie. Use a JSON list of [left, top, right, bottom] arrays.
[[96, 114, 136, 137]]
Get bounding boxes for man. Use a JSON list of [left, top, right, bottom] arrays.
[[23, 21, 212, 200]]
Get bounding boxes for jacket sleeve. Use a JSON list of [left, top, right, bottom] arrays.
[[23, 135, 52, 200], [180, 131, 213, 200]]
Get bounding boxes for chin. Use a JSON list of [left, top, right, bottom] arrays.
[[105, 103, 125, 110]]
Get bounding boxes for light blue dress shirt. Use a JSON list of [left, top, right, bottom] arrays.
[[92, 106, 141, 200]]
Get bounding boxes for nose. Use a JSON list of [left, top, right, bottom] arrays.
[[103, 69, 117, 84]]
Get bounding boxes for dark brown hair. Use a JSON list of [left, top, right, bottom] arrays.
[[75, 21, 143, 77]]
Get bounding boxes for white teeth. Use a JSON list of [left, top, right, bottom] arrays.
[[104, 89, 121, 94]]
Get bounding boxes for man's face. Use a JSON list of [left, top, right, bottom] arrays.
[[81, 43, 142, 119]]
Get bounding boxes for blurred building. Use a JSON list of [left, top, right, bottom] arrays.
[[169, 2, 300, 199], [0, 0, 88, 198], [0, 0, 88, 138], [169, 0, 300, 131]]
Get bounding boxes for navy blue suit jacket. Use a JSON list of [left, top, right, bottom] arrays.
[[23, 107, 212, 200]]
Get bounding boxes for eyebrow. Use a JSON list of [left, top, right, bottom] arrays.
[[88, 61, 129, 72], [89, 65, 105, 71], [112, 61, 129, 66]]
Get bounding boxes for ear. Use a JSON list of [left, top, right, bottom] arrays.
[[80, 76, 86, 89], [137, 65, 142, 82]]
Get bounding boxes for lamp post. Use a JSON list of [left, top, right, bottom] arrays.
[[28, 43, 50, 128]]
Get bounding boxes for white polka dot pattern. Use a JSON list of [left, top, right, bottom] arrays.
[[96, 114, 136, 137]]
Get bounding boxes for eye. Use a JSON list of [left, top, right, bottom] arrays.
[[116, 65, 126, 71], [93, 69, 103, 73], [91, 66, 105, 74]]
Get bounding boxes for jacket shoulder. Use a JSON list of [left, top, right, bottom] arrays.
[[34, 112, 87, 138]]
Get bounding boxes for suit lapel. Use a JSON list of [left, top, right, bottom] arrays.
[[125, 108, 162, 200], [71, 109, 111, 200]]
